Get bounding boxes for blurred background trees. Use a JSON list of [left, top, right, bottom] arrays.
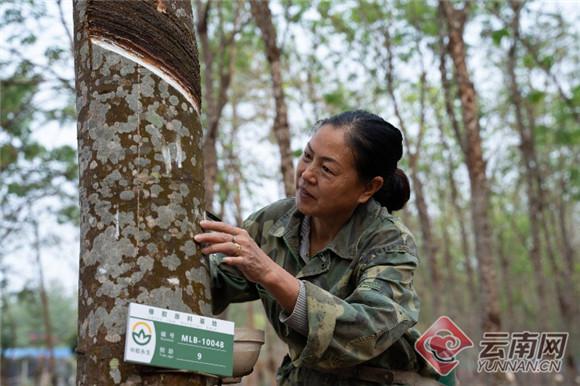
[[1, 0, 578, 385]]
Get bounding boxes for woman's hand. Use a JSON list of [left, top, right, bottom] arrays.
[[194, 220, 277, 284], [194, 220, 300, 312]]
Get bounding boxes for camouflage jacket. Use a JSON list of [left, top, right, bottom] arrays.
[[210, 198, 430, 385]]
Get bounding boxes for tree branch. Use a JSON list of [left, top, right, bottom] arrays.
[[57, 0, 74, 55]]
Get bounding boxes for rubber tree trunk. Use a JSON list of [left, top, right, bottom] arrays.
[[508, 6, 577, 376], [436, 183, 464, 317], [506, 0, 550, 329], [436, 34, 478, 309], [555, 159, 576, 274], [495, 230, 516, 330], [383, 30, 442, 315], [439, 0, 502, 335], [34, 221, 57, 386], [73, 1, 210, 385], [249, 0, 296, 197], [195, 0, 241, 210], [433, 104, 478, 311]]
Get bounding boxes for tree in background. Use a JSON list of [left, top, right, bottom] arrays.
[[1, 3, 79, 382], [384, 23, 442, 316], [0, 0, 78, 280], [250, 0, 296, 197], [439, 0, 502, 338], [1, 278, 77, 386], [196, 0, 248, 211]]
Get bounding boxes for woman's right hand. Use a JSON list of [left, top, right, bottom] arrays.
[[195, 220, 301, 312]]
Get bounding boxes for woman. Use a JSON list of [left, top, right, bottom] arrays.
[[194, 110, 441, 385]]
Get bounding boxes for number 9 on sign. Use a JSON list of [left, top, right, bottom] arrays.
[[197, 352, 202, 360]]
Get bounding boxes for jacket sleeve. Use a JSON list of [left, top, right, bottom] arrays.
[[208, 210, 266, 315], [286, 244, 420, 369]]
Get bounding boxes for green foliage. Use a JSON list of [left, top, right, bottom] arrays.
[[1, 64, 40, 137], [322, 86, 348, 109], [491, 28, 509, 46], [522, 53, 535, 68], [1, 281, 77, 348], [399, 0, 438, 36], [572, 85, 580, 103], [0, 143, 18, 169], [317, 1, 331, 18], [526, 90, 545, 105], [23, 142, 45, 160], [283, 0, 310, 23], [0, 0, 79, 296], [56, 204, 80, 225], [44, 46, 66, 64]]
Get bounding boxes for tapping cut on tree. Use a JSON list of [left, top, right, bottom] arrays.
[[73, 1, 210, 384]]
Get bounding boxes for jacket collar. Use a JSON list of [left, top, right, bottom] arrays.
[[268, 198, 383, 261]]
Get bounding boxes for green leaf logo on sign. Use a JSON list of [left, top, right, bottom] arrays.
[[131, 321, 153, 346]]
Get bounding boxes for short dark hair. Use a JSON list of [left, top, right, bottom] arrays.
[[316, 110, 410, 213]]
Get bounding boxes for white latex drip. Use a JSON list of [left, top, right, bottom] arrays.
[[114, 207, 120, 239], [175, 136, 183, 168], [161, 145, 172, 174]]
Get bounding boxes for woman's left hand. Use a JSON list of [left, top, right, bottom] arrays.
[[194, 220, 277, 284]]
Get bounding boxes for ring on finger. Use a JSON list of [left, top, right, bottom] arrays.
[[233, 242, 242, 256]]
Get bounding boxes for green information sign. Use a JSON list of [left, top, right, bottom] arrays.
[[123, 302, 234, 376]]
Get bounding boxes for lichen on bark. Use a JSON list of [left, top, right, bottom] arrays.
[[74, 1, 209, 384]]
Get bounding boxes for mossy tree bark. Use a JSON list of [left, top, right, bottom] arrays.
[[73, 1, 210, 384]]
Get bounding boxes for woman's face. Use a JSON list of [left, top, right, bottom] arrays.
[[295, 124, 380, 219]]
